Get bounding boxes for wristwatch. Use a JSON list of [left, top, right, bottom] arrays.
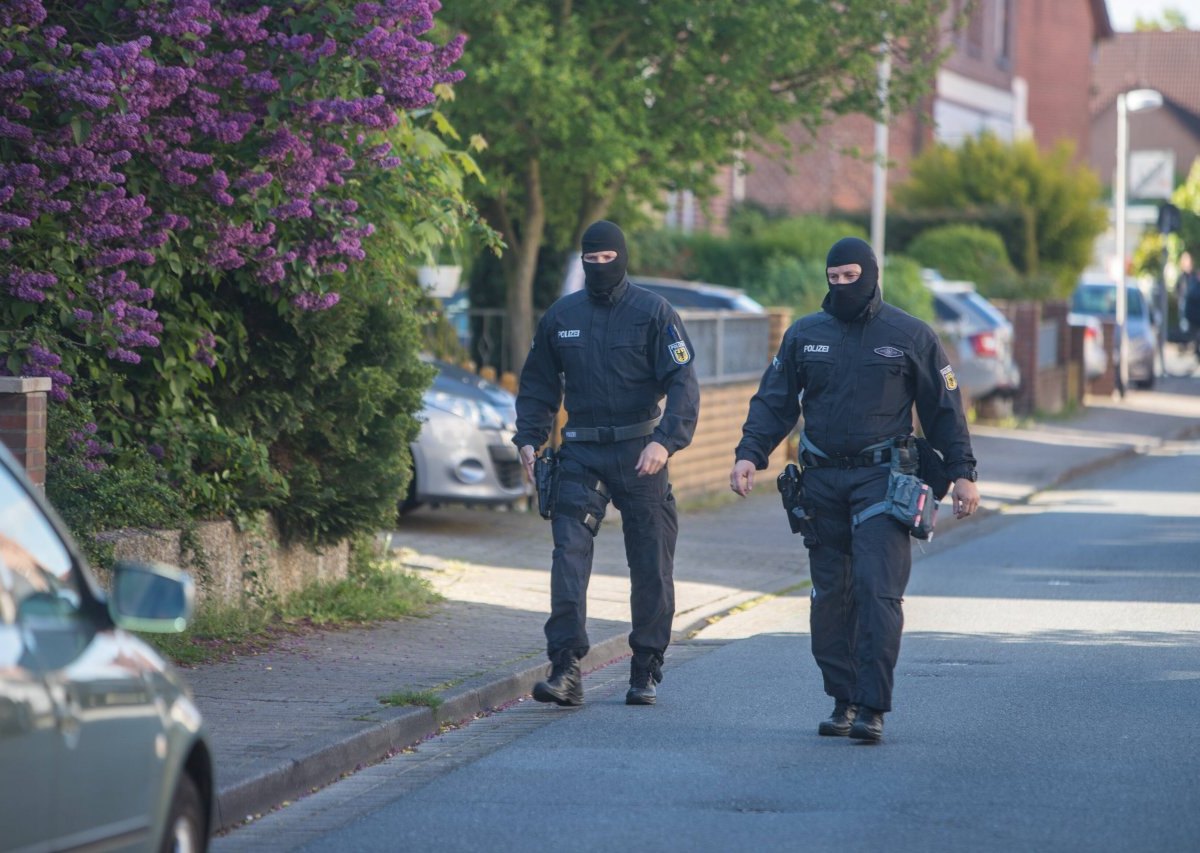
[[962, 469, 978, 482]]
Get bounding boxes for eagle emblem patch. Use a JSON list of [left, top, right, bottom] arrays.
[[940, 364, 958, 391], [669, 340, 691, 365]]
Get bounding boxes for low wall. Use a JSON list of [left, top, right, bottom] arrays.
[[107, 515, 349, 608], [669, 379, 790, 501]]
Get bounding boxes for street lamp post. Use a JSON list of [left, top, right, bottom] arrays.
[[1114, 88, 1163, 398]]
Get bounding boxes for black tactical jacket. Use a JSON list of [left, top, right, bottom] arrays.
[[736, 288, 976, 480], [514, 278, 700, 454]]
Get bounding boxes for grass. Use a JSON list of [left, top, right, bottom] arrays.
[[379, 690, 444, 709], [145, 548, 443, 666]]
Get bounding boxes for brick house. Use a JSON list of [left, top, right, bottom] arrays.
[[666, 0, 1113, 229], [1089, 30, 1200, 191]]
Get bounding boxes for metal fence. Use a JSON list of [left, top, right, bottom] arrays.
[[456, 308, 770, 384]]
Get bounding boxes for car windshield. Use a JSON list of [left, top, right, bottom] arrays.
[[1072, 285, 1144, 317]]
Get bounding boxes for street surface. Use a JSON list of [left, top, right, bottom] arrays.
[[216, 434, 1200, 852]]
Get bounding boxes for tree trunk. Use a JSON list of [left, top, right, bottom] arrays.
[[505, 158, 546, 372]]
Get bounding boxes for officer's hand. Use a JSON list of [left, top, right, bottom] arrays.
[[635, 441, 669, 477], [952, 478, 980, 519], [730, 459, 756, 497], [520, 445, 537, 483]]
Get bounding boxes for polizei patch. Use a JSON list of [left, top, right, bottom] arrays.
[[940, 364, 958, 391], [669, 339, 691, 365], [558, 329, 581, 338], [874, 346, 903, 358], [804, 344, 830, 353]]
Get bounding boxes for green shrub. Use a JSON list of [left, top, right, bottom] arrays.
[[881, 255, 934, 323], [45, 401, 198, 573], [904, 225, 1021, 299]]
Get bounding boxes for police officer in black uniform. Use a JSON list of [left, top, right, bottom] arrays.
[[514, 220, 700, 707], [729, 237, 979, 743]]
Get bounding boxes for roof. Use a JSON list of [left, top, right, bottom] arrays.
[[1091, 31, 1200, 118]]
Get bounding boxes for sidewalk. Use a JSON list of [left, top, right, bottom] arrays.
[[191, 378, 1200, 835]]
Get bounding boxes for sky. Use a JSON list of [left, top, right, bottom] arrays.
[[1105, 0, 1197, 30]]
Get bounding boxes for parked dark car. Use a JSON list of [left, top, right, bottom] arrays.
[[631, 276, 766, 313], [0, 444, 213, 852], [925, 276, 1021, 402], [1069, 280, 1157, 389], [405, 357, 529, 511]]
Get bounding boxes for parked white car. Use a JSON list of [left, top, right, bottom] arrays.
[[404, 357, 529, 512]]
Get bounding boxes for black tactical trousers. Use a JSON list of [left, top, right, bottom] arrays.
[[546, 437, 677, 661], [801, 464, 912, 712]]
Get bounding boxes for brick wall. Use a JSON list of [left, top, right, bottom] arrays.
[[0, 377, 51, 489], [1014, 0, 1106, 162]]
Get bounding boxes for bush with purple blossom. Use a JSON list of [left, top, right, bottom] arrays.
[[4, 0, 496, 543]]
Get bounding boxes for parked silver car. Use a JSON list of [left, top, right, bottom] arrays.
[[405, 357, 529, 511], [0, 444, 213, 852], [1067, 312, 1108, 380], [631, 276, 766, 313], [1069, 280, 1157, 389], [926, 278, 1021, 402]]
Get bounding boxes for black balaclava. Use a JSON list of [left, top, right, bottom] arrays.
[[581, 220, 628, 301], [825, 236, 879, 322]]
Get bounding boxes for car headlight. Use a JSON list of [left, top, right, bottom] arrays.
[[425, 391, 507, 430]]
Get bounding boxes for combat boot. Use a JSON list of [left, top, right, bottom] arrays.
[[817, 700, 858, 737], [848, 707, 884, 742], [532, 649, 583, 706], [625, 653, 663, 706]]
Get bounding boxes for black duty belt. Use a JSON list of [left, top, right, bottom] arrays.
[[800, 433, 895, 469], [562, 416, 660, 444]]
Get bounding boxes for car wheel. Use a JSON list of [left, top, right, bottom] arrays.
[[1134, 373, 1156, 390], [399, 473, 423, 516], [160, 775, 205, 853]]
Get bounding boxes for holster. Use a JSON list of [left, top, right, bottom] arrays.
[[777, 463, 819, 544], [534, 447, 559, 520]]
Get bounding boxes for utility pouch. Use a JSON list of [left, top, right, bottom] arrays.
[[853, 466, 938, 541], [777, 463, 818, 542], [534, 447, 559, 520]]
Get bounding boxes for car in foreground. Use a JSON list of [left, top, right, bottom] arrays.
[[925, 278, 1021, 403], [0, 444, 213, 852], [1069, 279, 1157, 389], [405, 357, 529, 512], [630, 276, 766, 313]]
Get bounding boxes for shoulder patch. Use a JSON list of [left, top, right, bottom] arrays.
[[772, 355, 782, 372], [669, 339, 691, 365], [939, 364, 958, 391], [874, 346, 904, 358]]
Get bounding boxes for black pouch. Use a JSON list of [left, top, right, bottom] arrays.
[[777, 463, 819, 543], [534, 447, 559, 520], [915, 437, 952, 501]]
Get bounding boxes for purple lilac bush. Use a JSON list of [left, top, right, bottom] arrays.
[[0, 0, 464, 401]]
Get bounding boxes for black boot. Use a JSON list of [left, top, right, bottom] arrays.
[[848, 707, 884, 742], [817, 700, 858, 737], [532, 649, 583, 706], [625, 653, 663, 706]]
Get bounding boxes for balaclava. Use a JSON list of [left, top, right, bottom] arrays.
[[825, 236, 879, 322], [581, 220, 628, 301]]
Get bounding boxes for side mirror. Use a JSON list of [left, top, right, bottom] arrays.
[[109, 560, 194, 634]]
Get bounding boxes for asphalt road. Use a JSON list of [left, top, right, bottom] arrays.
[[216, 436, 1200, 852]]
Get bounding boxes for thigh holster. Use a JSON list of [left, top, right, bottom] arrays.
[[552, 469, 610, 536]]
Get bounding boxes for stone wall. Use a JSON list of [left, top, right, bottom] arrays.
[[107, 516, 349, 608]]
